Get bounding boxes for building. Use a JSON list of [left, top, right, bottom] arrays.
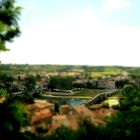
[[26, 102, 55, 112], [59, 105, 70, 115], [30, 109, 52, 125], [97, 80, 115, 89]]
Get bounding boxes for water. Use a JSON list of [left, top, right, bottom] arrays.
[[66, 98, 87, 106], [47, 98, 87, 106]]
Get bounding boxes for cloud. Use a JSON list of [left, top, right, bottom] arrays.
[[102, 0, 131, 11], [1, 9, 140, 66]]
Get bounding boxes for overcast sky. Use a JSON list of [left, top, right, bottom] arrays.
[[0, 0, 140, 66]]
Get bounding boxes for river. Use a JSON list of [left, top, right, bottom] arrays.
[[47, 98, 87, 106]]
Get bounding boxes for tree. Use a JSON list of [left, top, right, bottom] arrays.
[[0, 88, 7, 97], [115, 80, 129, 89], [103, 109, 140, 140], [24, 75, 36, 93], [48, 77, 58, 91], [76, 116, 100, 140], [48, 126, 74, 140], [48, 76, 74, 91], [0, 72, 13, 92], [0, 100, 28, 140], [122, 84, 136, 97], [0, 0, 22, 51], [86, 81, 93, 89]]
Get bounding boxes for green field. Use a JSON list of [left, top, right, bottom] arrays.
[[103, 97, 120, 107], [74, 89, 109, 97]]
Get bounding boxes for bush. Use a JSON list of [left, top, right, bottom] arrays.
[[102, 102, 109, 108], [112, 105, 120, 110], [36, 126, 49, 134]]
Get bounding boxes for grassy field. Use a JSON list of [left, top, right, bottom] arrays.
[[90, 71, 124, 78], [103, 97, 120, 107], [102, 90, 125, 108], [74, 89, 109, 97], [112, 90, 125, 98]]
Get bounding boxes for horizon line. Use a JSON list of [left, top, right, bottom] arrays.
[[0, 63, 140, 68]]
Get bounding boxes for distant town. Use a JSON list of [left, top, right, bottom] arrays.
[[0, 64, 140, 137]]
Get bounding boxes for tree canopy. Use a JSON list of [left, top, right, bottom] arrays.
[[0, 0, 22, 51]]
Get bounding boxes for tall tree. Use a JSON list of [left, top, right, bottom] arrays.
[[24, 75, 36, 93], [0, 0, 22, 51], [0, 100, 28, 140], [0, 72, 13, 91]]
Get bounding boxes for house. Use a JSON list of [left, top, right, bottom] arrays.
[[73, 105, 95, 121], [59, 105, 70, 115], [97, 80, 115, 89], [12, 81, 25, 91], [130, 79, 140, 87], [26, 102, 55, 112], [30, 109, 52, 125], [36, 81, 48, 90]]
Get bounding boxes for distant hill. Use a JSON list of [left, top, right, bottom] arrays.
[[0, 64, 140, 78]]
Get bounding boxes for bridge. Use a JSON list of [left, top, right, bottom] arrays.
[[84, 89, 119, 107]]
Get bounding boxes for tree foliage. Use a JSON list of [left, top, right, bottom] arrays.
[[0, 0, 22, 51], [24, 75, 36, 93], [0, 72, 13, 91], [115, 79, 129, 89], [48, 76, 74, 91], [0, 100, 28, 140]]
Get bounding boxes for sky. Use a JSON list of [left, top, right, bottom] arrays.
[[0, 0, 140, 66]]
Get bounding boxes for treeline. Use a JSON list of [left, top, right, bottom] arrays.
[[1, 64, 140, 75]]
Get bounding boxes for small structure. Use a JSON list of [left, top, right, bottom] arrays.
[[97, 80, 115, 89], [73, 105, 95, 121], [30, 109, 52, 125], [26, 102, 55, 112], [59, 105, 70, 115]]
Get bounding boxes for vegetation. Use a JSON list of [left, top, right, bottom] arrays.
[[0, 97, 28, 140], [0, 0, 21, 51], [0, 64, 140, 78], [24, 75, 36, 93], [74, 89, 107, 97], [115, 79, 129, 89], [48, 76, 74, 91], [0, 72, 13, 92]]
